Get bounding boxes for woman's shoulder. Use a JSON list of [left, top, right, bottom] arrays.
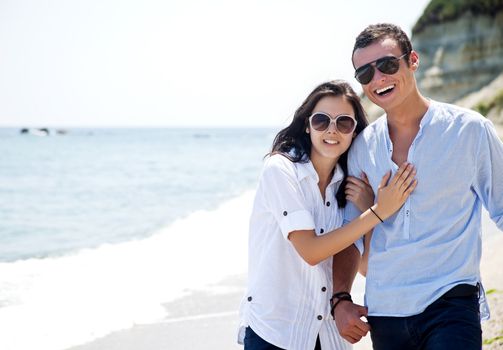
[[264, 153, 296, 170], [262, 153, 301, 179]]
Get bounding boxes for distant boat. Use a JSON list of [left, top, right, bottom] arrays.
[[20, 128, 50, 136]]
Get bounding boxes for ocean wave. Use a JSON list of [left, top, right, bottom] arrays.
[[0, 190, 254, 350]]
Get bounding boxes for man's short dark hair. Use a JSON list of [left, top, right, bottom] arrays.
[[352, 23, 413, 66]]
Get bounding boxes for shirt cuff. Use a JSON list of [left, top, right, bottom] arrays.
[[279, 209, 315, 240]]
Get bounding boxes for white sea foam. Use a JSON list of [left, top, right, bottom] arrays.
[[2, 186, 495, 350], [0, 190, 255, 350]]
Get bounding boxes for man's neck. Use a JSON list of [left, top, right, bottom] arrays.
[[383, 91, 431, 165], [386, 91, 430, 131]]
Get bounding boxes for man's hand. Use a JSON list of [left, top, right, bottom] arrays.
[[333, 300, 370, 344]]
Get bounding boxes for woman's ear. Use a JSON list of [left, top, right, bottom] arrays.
[[306, 127, 310, 134]]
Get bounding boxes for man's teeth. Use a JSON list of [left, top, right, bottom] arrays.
[[376, 85, 395, 94], [324, 140, 339, 144]]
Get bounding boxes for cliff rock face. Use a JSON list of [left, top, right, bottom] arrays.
[[362, 7, 503, 127], [413, 10, 503, 103]]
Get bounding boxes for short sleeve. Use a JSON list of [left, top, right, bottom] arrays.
[[258, 155, 315, 239]]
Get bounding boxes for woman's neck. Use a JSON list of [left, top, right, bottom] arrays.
[[310, 153, 338, 199]]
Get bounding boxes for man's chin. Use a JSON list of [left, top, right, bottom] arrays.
[[368, 95, 397, 111], [368, 97, 387, 109]]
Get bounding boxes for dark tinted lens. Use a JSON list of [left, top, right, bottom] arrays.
[[310, 113, 330, 131], [355, 64, 374, 85], [376, 56, 400, 75], [336, 116, 356, 134]]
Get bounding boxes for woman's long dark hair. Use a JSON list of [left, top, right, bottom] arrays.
[[270, 80, 368, 208]]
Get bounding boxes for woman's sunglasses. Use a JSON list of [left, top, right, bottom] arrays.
[[354, 53, 408, 85], [308, 113, 357, 134]]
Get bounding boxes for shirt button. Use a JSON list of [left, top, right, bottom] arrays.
[[247, 296, 252, 302], [321, 287, 327, 292], [283, 211, 288, 216], [326, 201, 330, 207], [320, 228, 324, 234], [317, 315, 323, 320]]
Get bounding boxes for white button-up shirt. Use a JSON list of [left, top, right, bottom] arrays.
[[239, 154, 351, 350]]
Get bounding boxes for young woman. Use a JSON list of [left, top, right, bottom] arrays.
[[238, 80, 416, 350]]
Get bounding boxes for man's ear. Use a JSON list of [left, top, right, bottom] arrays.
[[409, 50, 419, 71]]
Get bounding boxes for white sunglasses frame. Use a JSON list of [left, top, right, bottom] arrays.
[[308, 112, 358, 134]]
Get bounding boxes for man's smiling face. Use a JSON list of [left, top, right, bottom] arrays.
[[352, 37, 418, 112]]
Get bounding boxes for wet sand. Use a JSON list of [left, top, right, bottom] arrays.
[[67, 213, 502, 350]]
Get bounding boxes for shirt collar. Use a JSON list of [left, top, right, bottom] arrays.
[[381, 99, 437, 147], [419, 99, 435, 130], [296, 159, 344, 186]]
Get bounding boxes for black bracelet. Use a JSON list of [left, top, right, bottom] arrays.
[[369, 207, 384, 223], [330, 292, 353, 318]]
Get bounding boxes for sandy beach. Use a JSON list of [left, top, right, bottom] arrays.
[[65, 210, 502, 350], [480, 235, 503, 348]]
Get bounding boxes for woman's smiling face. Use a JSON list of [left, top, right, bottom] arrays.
[[307, 95, 356, 164]]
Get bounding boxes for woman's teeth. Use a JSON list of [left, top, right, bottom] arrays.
[[324, 140, 339, 145]]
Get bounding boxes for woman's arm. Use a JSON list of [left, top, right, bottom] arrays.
[[289, 162, 416, 266], [289, 205, 380, 265]]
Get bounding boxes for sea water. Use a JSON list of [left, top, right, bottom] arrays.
[[1, 128, 499, 350], [0, 127, 276, 350]]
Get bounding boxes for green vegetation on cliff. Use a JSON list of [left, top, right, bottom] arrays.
[[413, 0, 503, 34], [474, 89, 503, 116]]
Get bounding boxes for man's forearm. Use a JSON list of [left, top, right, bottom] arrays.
[[331, 244, 369, 344], [332, 244, 360, 293]]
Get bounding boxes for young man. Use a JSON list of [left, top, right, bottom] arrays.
[[331, 23, 503, 349]]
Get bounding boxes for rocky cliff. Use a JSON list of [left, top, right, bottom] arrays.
[[413, 8, 503, 105], [362, 0, 503, 128]]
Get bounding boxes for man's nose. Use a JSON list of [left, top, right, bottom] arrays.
[[372, 66, 387, 82]]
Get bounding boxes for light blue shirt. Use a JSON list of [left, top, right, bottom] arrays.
[[345, 100, 503, 317]]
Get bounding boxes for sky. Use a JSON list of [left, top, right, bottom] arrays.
[[0, 0, 431, 128]]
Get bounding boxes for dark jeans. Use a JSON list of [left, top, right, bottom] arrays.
[[367, 293, 481, 350], [244, 327, 321, 350]]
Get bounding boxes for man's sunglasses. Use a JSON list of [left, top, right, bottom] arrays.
[[354, 53, 408, 85], [308, 113, 357, 134]]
